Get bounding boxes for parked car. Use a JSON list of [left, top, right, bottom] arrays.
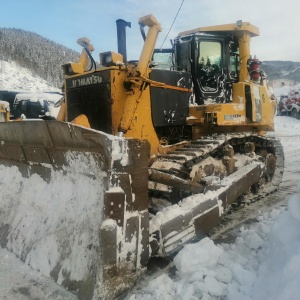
[[13, 92, 63, 120], [0, 90, 30, 118]]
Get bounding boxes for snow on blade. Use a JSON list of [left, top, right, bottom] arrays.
[[0, 154, 105, 284]]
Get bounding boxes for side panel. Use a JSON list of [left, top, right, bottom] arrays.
[[232, 82, 274, 127], [150, 69, 191, 126], [187, 82, 275, 134]]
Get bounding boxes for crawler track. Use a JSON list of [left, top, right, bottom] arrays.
[[146, 133, 284, 260], [148, 133, 284, 209]]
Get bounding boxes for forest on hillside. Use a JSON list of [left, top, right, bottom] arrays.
[[262, 60, 300, 83], [0, 28, 79, 88], [1, 27, 300, 88]]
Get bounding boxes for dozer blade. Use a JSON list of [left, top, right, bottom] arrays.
[[0, 120, 150, 300]]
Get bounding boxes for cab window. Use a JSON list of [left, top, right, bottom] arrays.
[[229, 45, 240, 80], [198, 41, 222, 91], [152, 49, 173, 70]]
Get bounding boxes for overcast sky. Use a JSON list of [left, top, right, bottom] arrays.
[[1, 0, 299, 62]]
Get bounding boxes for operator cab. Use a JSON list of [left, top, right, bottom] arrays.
[[152, 33, 240, 104]]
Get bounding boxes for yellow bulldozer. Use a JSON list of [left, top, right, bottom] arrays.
[[0, 15, 283, 299]]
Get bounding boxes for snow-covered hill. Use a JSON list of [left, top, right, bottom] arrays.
[[0, 59, 60, 92], [263, 61, 300, 83], [0, 28, 79, 88]]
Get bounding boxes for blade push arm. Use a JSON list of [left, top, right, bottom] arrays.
[[118, 15, 162, 136]]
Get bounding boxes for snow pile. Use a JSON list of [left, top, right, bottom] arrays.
[[0, 59, 59, 92], [129, 206, 286, 300], [130, 192, 300, 300]]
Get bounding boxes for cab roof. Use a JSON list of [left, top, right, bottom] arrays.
[[178, 21, 259, 38]]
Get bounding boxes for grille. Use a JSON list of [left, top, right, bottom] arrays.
[[66, 82, 112, 133]]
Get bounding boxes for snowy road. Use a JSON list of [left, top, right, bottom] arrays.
[[1, 116, 300, 300]]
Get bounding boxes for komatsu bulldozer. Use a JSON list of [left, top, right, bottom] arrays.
[[0, 15, 284, 300]]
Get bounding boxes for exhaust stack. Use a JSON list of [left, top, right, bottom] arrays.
[[116, 19, 131, 63]]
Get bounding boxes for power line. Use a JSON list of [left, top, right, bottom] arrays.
[[160, 0, 185, 49]]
